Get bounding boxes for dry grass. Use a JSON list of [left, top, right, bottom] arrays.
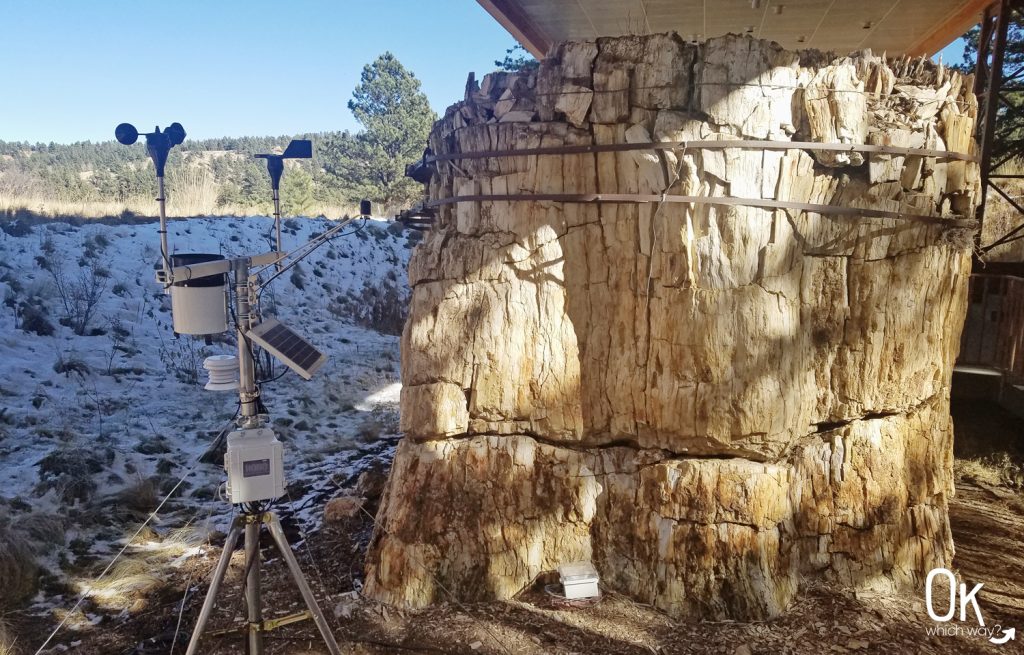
[[980, 160, 1024, 261], [60, 519, 210, 618], [0, 617, 18, 655], [82, 522, 209, 613], [166, 167, 218, 216], [118, 476, 157, 513], [84, 558, 163, 612], [0, 192, 154, 219], [0, 191, 362, 220], [954, 452, 1024, 489], [0, 516, 39, 609]]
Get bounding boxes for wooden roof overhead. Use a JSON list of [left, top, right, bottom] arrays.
[[477, 0, 992, 59]]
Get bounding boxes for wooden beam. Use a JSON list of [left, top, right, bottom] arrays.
[[907, 0, 995, 56], [476, 0, 551, 59]]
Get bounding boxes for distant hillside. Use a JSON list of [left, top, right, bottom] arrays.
[[0, 132, 378, 219]]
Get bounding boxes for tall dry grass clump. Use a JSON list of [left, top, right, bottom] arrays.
[[167, 167, 218, 216], [0, 617, 18, 655], [0, 513, 38, 610]]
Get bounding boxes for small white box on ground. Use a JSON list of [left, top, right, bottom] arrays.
[[224, 427, 285, 503], [558, 561, 600, 599]]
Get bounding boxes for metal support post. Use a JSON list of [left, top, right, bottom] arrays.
[[185, 519, 243, 655], [265, 513, 342, 655], [157, 175, 170, 282], [273, 188, 283, 272], [234, 258, 259, 421], [244, 515, 264, 654]]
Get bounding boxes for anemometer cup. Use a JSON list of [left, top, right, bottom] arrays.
[[115, 123, 139, 145], [165, 122, 186, 146], [169, 253, 229, 336], [114, 122, 187, 176]]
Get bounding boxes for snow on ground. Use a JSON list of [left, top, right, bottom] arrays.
[[0, 214, 413, 618]]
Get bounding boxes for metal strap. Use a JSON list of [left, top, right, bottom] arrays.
[[426, 139, 977, 163], [426, 192, 977, 229]]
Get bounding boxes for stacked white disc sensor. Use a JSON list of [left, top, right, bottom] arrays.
[[203, 354, 240, 391]]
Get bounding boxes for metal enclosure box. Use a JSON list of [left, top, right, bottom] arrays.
[[558, 561, 600, 599], [224, 428, 285, 504]]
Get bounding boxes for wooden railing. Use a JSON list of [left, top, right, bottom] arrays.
[[959, 274, 1024, 379]]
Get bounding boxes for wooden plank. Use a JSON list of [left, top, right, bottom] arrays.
[[476, 0, 551, 58], [906, 0, 996, 56]]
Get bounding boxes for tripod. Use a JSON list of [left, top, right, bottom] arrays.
[[185, 509, 342, 655], [186, 256, 342, 655]]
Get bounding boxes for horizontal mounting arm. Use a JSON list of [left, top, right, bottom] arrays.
[[156, 251, 279, 285]]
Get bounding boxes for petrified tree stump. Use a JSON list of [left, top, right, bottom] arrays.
[[365, 34, 979, 619]]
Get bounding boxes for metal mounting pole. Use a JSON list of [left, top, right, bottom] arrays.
[[157, 175, 170, 282], [273, 189, 283, 273], [234, 258, 259, 421]]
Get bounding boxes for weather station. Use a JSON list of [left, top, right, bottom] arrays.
[[114, 121, 369, 655]]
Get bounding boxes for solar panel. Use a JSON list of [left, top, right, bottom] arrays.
[[248, 316, 327, 380]]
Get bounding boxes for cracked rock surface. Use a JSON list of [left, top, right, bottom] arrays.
[[365, 33, 978, 619]]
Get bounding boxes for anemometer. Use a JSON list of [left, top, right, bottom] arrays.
[[115, 121, 363, 655]]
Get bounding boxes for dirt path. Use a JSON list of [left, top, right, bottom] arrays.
[[949, 483, 1024, 631]]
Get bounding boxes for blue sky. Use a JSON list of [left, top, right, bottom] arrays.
[[0, 0, 517, 144], [0, 1, 973, 145]]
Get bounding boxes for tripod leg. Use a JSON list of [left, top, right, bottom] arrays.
[[245, 515, 264, 655], [185, 518, 243, 655], [265, 512, 343, 655]]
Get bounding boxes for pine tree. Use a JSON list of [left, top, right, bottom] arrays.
[[959, 9, 1024, 163], [338, 52, 437, 213], [281, 164, 315, 217], [495, 44, 538, 72]]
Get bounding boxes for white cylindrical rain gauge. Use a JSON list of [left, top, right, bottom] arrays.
[[203, 354, 240, 391], [169, 253, 229, 335]]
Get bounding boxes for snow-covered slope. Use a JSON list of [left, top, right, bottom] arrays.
[[0, 215, 412, 611]]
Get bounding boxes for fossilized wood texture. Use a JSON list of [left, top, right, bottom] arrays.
[[365, 34, 979, 619]]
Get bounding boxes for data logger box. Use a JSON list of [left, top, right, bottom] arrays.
[[224, 428, 285, 504]]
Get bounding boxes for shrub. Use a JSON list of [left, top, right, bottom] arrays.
[[53, 354, 90, 378], [0, 220, 33, 237], [290, 264, 306, 290], [0, 513, 38, 610], [158, 337, 208, 385], [119, 476, 158, 513], [19, 304, 54, 336], [329, 278, 409, 336], [17, 513, 65, 554], [48, 260, 108, 336], [36, 446, 111, 503], [1, 272, 22, 295], [356, 417, 381, 442]]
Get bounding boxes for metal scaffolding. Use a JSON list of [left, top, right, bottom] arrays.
[[976, 0, 1024, 253]]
